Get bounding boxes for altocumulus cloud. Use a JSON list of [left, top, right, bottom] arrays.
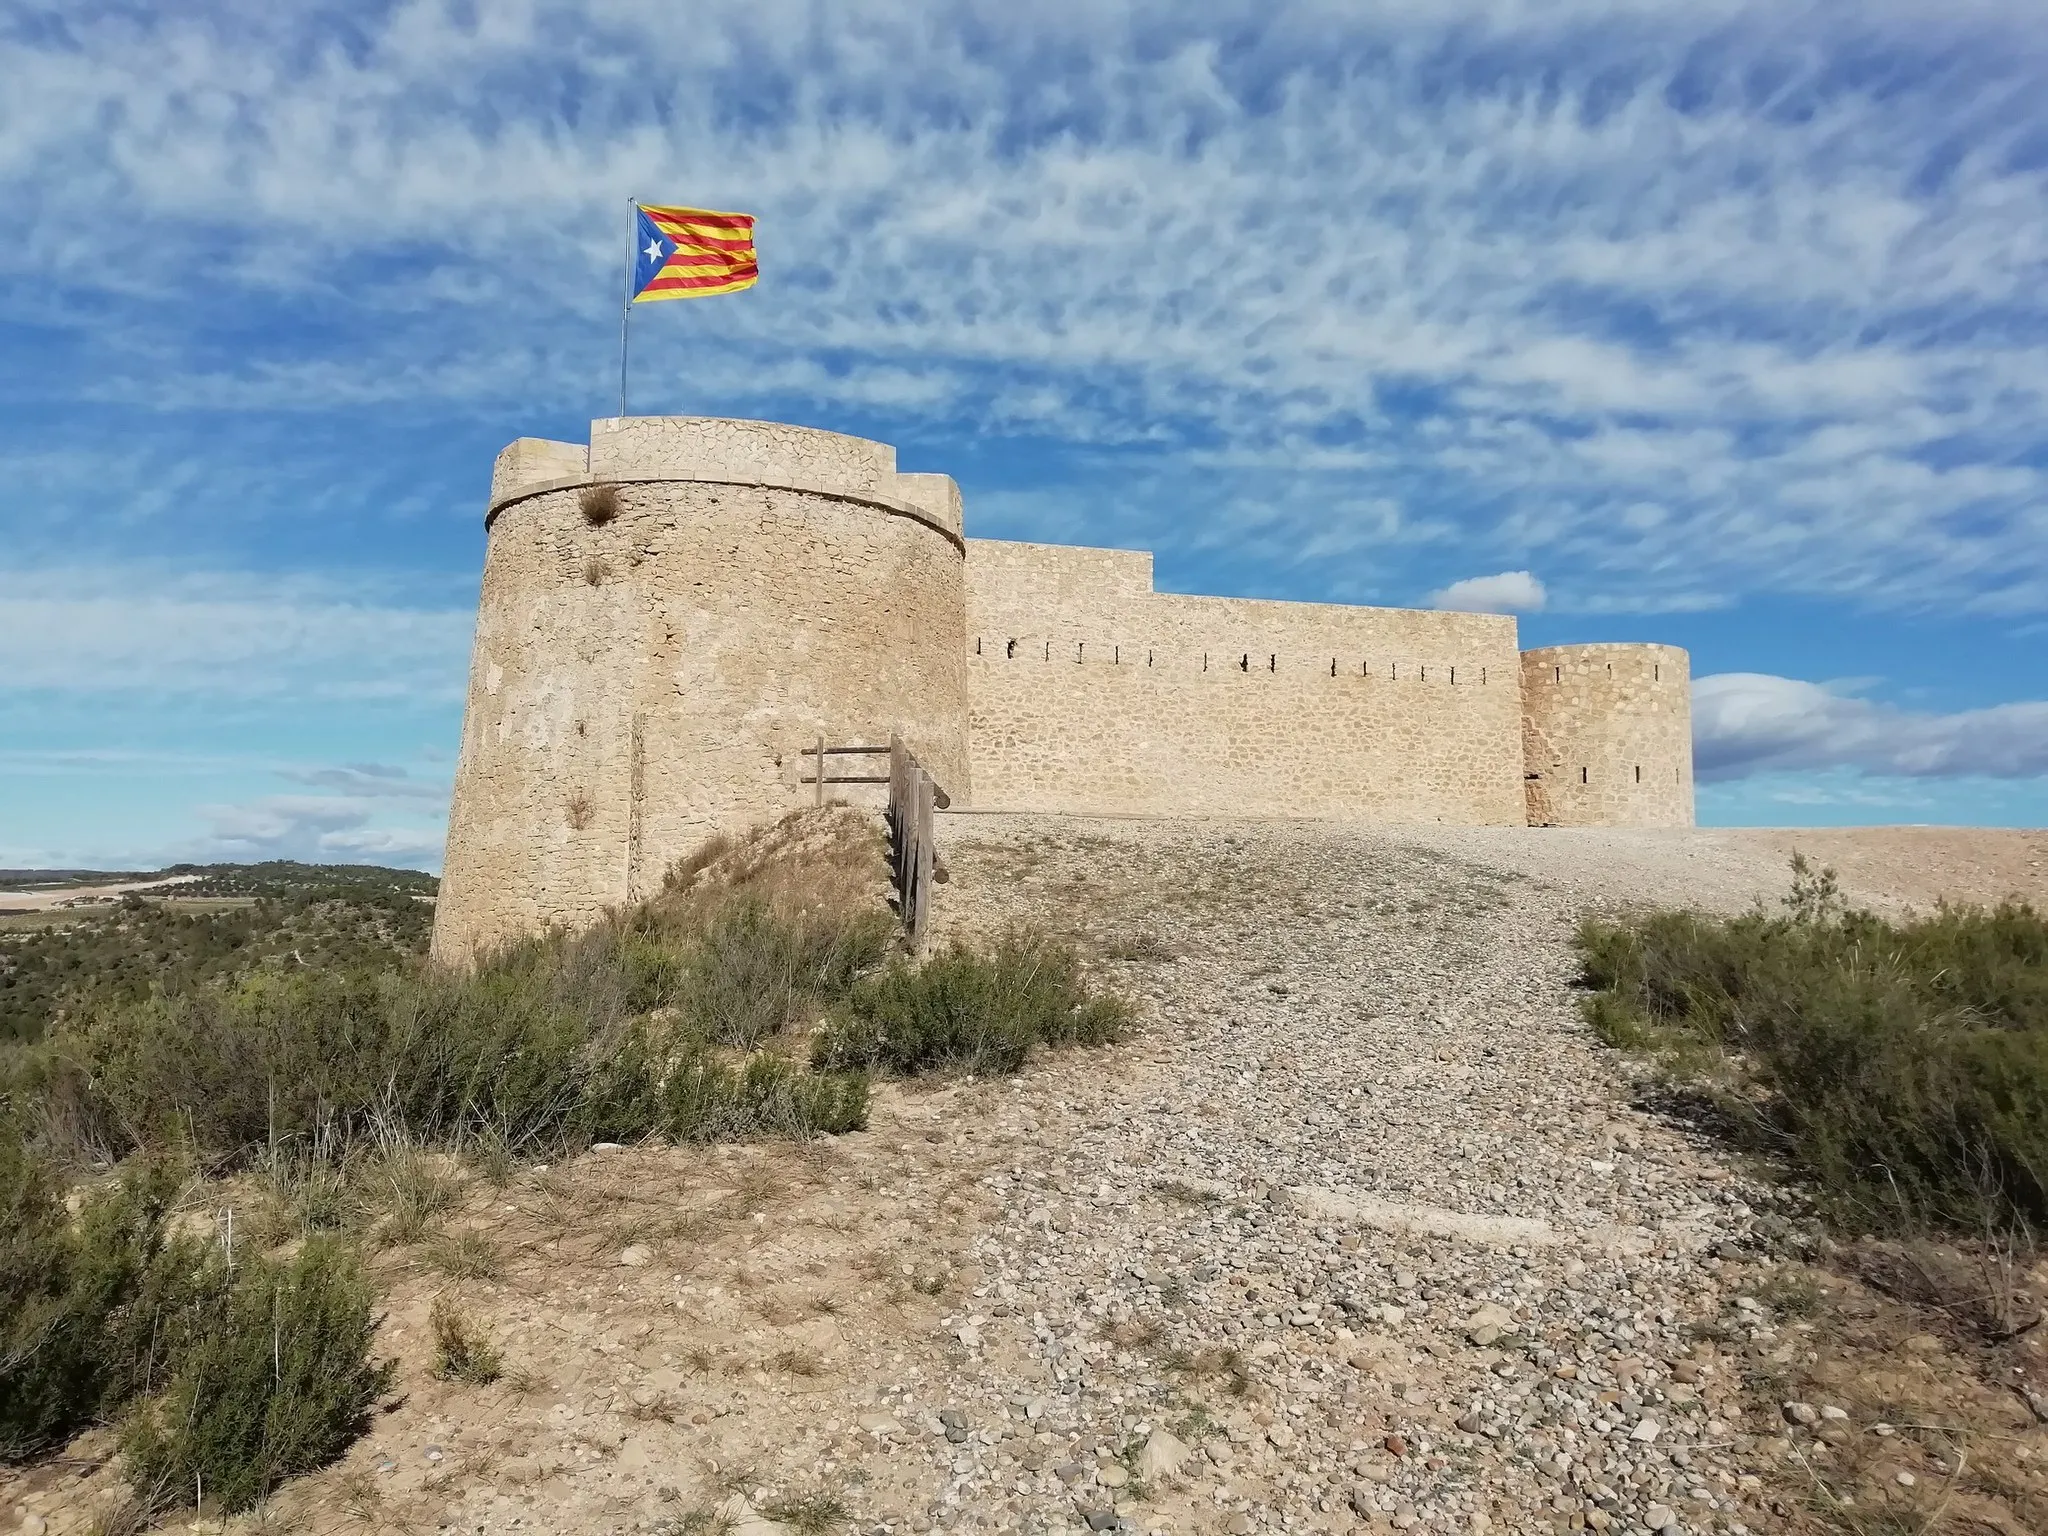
[[1693, 674, 2048, 783], [5, 1, 2048, 615]]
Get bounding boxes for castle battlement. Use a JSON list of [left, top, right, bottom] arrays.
[[485, 418, 964, 541], [432, 417, 1694, 961]]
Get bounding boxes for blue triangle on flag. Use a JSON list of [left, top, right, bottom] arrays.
[[631, 207, 675, 299]]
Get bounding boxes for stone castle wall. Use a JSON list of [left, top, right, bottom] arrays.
[[963, 540, 1527, 822], [433, 417, 1697, 962], [1521, 644, 1694, 827], [432, 418, 968, 963]]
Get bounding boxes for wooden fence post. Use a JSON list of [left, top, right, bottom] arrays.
[[888, 735, 907, 914], [912, 767, 935, 947]]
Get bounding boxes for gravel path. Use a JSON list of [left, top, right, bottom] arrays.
[[886, 817, 1867, 1536]]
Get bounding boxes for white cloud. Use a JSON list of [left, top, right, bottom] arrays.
[[277, 763, 449, 800], [1693, 672, 2048, 782], [186, 792, 445, 866], [1430, 571, 1548, 613], [0, 566, 472, 701]]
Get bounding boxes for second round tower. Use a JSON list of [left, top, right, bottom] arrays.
[[1520, 643, 1694, 828]]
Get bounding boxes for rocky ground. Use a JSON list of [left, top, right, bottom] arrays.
[[8, 818, 2044, 1536]]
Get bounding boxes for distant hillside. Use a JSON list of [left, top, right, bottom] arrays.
[[0, 860, 438, 897], [0, 868, 157, 889], [154, 860, 440, 898], [0, 862, 437, 1045]]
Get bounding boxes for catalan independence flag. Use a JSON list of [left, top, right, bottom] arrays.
[[630, 204, 758, 302]]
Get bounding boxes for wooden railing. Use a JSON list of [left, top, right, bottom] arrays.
[[800, 735, 950, 945]]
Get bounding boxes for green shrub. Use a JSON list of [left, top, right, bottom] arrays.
[[814, 932, 1130, 1077], [122, 1236, 391, 1516], [643, 898, 893, 1047], [0, 1144, 208, 1461], [662, 1045, 869, 1141], [1577, 861, 2048, 1233], [47, 875, 891, 1168]]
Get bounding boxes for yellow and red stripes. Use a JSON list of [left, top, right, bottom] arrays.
[[636, 204, 758, 301]]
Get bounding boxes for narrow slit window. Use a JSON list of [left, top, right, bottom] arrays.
[[1006, 638, 1017, 658], [1634, 765, 1641, 783], [975, 637, 982, 655], [1580, 766, 1588, 784], [1268, 653, 1276, 672], [1554, 665, 1561, 684]]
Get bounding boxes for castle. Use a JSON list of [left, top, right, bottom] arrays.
[[431, 417, 1694, 962]]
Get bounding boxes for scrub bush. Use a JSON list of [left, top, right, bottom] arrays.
[[121, 1237, 390, 1515], [1577, 857, 2048, 1233], [814, 931, 1130, 1077]]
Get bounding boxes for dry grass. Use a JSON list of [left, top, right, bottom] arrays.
[[566, 793, 595, 830], [660, 806, 889, 922], [429, 1297, 503, 1386], [760, 1489, 849, 1536], [578, 483, 620, 525], [1166, 1343, 1253, 1397], [767, 1345, 824, 1377], [356, 1144, 462, 1248], [1100, 1314, 1164, 1352], [425, 1229, 503, 1281]]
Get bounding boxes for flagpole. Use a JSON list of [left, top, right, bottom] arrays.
[[619, 197, 638, 418]]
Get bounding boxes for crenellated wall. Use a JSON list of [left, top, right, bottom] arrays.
[[963, 540, 1527, 823], [434, 418, 1697, 962], [1520, 644, 1694, 828]]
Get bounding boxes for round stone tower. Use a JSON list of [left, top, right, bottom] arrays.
[[1519, 643, 1694, 828], [431, 417, 970, 964]]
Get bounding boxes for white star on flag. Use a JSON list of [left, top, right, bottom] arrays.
[[644, 238, 664, 264]]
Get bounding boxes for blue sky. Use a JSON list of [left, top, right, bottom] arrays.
[[3, 0, 2046, 871]]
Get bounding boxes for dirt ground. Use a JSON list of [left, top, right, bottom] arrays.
[[5, 820, 2043, 1536]]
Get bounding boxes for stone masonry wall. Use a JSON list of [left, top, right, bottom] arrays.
[[963, 540, 1527, 822], [432, 419, 968, 964], [1521, 644, 1694, 828], [436, 421, 1699, 961]]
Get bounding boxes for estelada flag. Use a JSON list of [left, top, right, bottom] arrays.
[[630, 204, 757, 302]]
